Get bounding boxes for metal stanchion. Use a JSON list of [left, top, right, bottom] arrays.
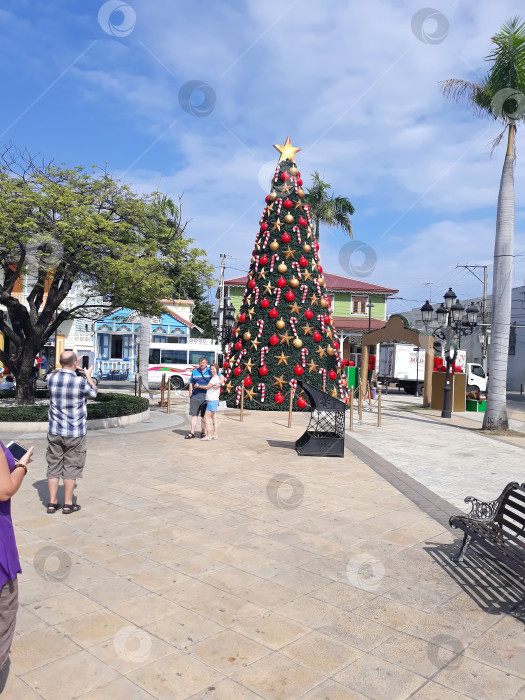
[[138, 375, 142, 397], [159, 375, 166, 407], [358, 382, 363, 422], [288, 388, 293, 428], [167, 378, 171, 414], [349, 386, 354, 431], [240, 385, 245, 422], [377, 387, 382, 427]]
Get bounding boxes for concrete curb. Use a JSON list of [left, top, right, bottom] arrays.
[[0, 408, 151, 433]]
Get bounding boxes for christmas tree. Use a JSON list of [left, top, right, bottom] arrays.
[[224, 138, 348, 410]]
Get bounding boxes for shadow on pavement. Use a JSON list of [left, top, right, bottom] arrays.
[[267, 439, 296, 451]]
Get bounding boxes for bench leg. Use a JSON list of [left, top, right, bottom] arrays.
[[452, 534, 471, 563]]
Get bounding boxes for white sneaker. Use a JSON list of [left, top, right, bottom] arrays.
[[212, 435, 218, 440], [201, 436, 212, 441]]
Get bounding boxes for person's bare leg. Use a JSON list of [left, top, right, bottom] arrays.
[[63, 479, 76, 506], [189, 414, 198, 435], [48, 478, 59, 504], [212, 413, 218, 436]]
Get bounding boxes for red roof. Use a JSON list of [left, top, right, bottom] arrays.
[[332, 317, 387, 332], [224, 273, 397, 294], [163, 307, 196, 328]]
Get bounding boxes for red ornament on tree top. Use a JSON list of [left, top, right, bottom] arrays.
[[280, 172, 290, 181]]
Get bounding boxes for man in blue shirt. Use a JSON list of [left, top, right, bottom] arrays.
[[185, 356, 211, 439]]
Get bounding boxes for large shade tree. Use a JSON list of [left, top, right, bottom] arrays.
[[303, 171, 355, 241], [0, 148, 213, 404], [441, 16, 525, 430]]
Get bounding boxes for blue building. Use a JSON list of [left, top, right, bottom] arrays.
[[94, 305, 197, 379]]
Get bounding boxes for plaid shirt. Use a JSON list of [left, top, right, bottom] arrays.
[[47, 369, 98, 437]]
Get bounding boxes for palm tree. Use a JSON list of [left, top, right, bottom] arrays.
[[441, 16, 525, 431], [303, 172, 355, 241]]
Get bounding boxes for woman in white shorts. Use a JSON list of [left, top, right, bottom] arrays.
[[201, 364, 225, 440]]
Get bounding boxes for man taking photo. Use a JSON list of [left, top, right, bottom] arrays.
[[46, 350, 97, 514]]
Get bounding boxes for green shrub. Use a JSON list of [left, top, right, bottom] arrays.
[[0, 393, 149, 422]]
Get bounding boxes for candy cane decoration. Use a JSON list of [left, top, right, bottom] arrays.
[[293, 177, 299, 195], [235, 385, 243, 406], [273, 163, 280, 182], [314, 278, 322, 297], [301, 348, 309, 367], [257, 319, 264, 338], [338, 378, 345, 399], [289, 317, 298, 337], [254, 286, 260, 305], [300, 284, 308, 303], [303, 203, 313, 227], [289, 379, 297, 398], [318, 368, 327, 390], [317, 315, 326, 333], [291, 261, 302, 279], [276, 198, 283, 217], [253, 255, 260, 272], [274, 288, 282, 307], [262, 228, 271, 247], [292, 225, 301, 244], [270, 254, 279, 272], [235, 349, 247, 366], [260, 346, 269, 366], [257, 383, 266, 403]]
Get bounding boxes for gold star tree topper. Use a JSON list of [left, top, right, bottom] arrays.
[[273, 137, 301, 163]]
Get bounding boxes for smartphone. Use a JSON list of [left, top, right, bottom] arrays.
[[5, 440, 28, 461]]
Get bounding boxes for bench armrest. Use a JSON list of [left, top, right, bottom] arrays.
[[464, 496, 500, 521]]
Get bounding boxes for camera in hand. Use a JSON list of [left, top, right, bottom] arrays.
[[75, 368, 86, 377]]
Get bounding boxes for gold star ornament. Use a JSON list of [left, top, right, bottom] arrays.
[[288, 301, 302, 315], [307, 359, 318, 373], [273, 375, 286, 389], [276, 351, 290, 365], [316, 345, 327, 358], [279, 330, 293, 345], [250, 338, 260, 350], [273, 136, 301, 163], [243, 359, 255, 373], [244, 387, 256, 401]]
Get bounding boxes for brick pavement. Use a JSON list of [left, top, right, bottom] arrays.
[[1, 401, 524, 699]]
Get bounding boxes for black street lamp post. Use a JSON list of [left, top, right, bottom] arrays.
[[211, 295, 236, 348], [366, 302, 375, 332], [421, 288, 479, 419]]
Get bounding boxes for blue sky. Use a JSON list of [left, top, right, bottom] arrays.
[[1, 0, 525, 316]]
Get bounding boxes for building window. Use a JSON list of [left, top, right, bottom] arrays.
[[111, 335, 123, 359], [351, 295, 368, 315]]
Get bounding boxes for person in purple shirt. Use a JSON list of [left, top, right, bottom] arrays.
[[0, 440, 33, 688]]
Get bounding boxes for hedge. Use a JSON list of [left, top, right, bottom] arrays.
[[0, 393, 149, 422]]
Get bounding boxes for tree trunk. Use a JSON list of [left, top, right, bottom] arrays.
[[15, 348, 38, 405], [483, 128, 515, 431], [138, 316, 151, 390]]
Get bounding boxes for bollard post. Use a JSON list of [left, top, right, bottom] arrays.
[[288, 388, 293, 428], [138, 375, 142, 398], [377, 387, 382, 427], [167, 377, 171, 414], [349, 386, 354, 431], [160, 375, 165, 407], [358, 381, 363, 422], [240, 385, 245, 422]]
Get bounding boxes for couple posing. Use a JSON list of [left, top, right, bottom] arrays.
[[185, 356, 225, 440]]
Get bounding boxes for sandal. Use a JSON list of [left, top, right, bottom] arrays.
[[184, 433, 196, 439], [200, 431, 206, 438], [62, 503, 81, 515], [46, 503, 61, 514]]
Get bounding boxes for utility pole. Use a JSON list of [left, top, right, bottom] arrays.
[[219, 253, 226, 329], [456, 264, 489, 370], [423, 282, 433, 303]]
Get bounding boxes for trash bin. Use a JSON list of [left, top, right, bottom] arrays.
[[295, 380, 346, 458]]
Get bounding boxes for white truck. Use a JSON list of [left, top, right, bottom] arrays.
[[378, 343, 487, 395]]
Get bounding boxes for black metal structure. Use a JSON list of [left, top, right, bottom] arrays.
[[295, 380, 346, 458]]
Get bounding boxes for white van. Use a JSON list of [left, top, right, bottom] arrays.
[[147, 342, 223, 389]]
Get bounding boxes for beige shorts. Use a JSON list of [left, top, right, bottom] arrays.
[[46, 434, 87, 480], [0, 578, 18, 670]]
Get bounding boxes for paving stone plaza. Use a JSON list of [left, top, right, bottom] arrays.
[[1, 393, 524, 699]]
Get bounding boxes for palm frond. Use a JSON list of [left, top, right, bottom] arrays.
[[439, 79, 489, 119]]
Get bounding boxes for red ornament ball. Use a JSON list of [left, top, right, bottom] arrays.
[[305, 308, 314, 320], [265, 195, 270, 203], [269, 334, 280, 346], [329, 370, 337, 380], [233, 367, 242, 376], [259, 365, 269, 376], [223, 361, 229, 369], [299, 257, 308, 268], [261, 298, 270, 309], [260, 254, 268, 265], [238, 313, 246, 323], [297, 396, 307, 409], [333, 341, 339, 349], [313, 331, 322, 343], [283, 199, 293, 210], [297, 178, 303, 186], [235, 341, 242, 351], [281, 233, 291, 243], [294, 364, 304, 376], [274, 392, 285, 404], [248, 279, 256, 289], [285, 290, 295, 302], [269, 308, 279, 319], [261, 222, 268, 231], [280, 172, 290, 181], [318, 265, 323, 273], [244, 376, 252, 388], [298, 217, 307, 227], [324, 315, 331, 324], [315, 242, 320, 251], [276, 277, 287, 288]]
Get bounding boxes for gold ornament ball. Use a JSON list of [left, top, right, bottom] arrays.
[[269, 191, 277, 201], [284, 213, 294, 224], [270, 239, 279, 251], [298, 188, 304, 198], [243, 331, 251, 341], [289, 276, 300, 288], [276, 318, 286, 330], [303, 243, 311, 253], [326, 345, 335, 355], [320, 297, 328, 308], [277, 262, 288, 273], [250, 256, 255, 264], [290, 166, 298, 176], [293, 338, 303, 348], [319, 277, 325, 287]]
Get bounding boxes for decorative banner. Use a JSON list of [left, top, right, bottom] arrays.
[[55, 334, 66, 367]]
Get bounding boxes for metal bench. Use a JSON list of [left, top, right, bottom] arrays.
[[449, 482, 525, 580]]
